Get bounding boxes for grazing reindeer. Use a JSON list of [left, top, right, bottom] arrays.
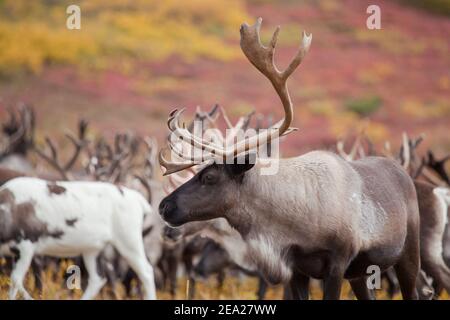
[[398, 134, 450, 297], [166, 218, 270, 299], [158, 18, 421, 300], [0, 176, 157, 300], [0, 105, 35, 173]]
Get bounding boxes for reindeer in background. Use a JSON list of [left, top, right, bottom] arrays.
[[0, 105, 35, 183], [338, 130, 450, 299]]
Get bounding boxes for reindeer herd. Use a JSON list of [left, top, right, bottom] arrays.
[[0, 18, 449, 300]]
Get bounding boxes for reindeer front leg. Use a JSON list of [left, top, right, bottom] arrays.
[[285, 272, 310, 300], [322, 256, 348, 300], [349, 277, 375, 300], [9, 241, 35, 300]]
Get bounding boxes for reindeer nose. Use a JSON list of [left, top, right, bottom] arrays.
[[159, 199, 177, 217]]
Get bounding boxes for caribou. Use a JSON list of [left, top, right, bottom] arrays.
[[158, 18, 421, 300], [0, 176, 157, 300], [338, 131, 450, 299], [0, 117, 161, 300]]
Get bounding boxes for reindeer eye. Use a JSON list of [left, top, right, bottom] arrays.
[[201, 173, 216, 185]]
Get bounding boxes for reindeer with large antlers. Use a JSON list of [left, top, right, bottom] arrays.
[[158, 18, 421, 300]]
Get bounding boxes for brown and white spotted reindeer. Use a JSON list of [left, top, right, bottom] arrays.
[[0, 122, 158, 300], [158, 18, 421, 300]]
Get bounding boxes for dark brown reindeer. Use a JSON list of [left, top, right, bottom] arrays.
[[158, 18, 421, 300], [0, 105, 35, 173], [424, 150, 450, 186], [397, 134, 450, 298]]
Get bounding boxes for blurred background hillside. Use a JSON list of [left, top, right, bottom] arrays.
[[0, 0, 449, 158]]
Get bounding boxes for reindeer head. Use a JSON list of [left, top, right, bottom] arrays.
[[160, 155, 255, 226], [159, 18, 311, 225], [0, 105, 35, 158]]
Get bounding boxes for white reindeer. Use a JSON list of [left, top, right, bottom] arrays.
[[0, 176, 156, 300]]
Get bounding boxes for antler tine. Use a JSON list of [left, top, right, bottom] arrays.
[[34, 118, 89, 180], [412, 133, 425, 149], [412, 158, 426, 179], [383, 141, 394, 160], [336, 140, 349, 160], [34, 136, 70, 180], [159, 147, 197, 176], [134, 174, 153, 204], [160, 18, 310, 175], [63, 119, 89, 171], [337, 135, 362, 161], [242, 110, 255, 131], [218, 106, 233, 129], [142, 136, 158, 180], [208, 104, 220, 119], [240, 17, 311, 135], [401, 132, 410, 170], [365, 136, 376, 156]]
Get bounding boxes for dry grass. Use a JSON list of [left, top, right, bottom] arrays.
[[0, 260, 449, 300]]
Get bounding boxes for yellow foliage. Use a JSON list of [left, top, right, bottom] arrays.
[[401, 98, 450, 119], [354, 29, 426, 55], [308, 99, 338, 117], [358, 62, 395, 85], [364, 122, 389, 143], [0, 0, 249, 76]]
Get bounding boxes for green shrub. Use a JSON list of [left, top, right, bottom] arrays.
[[401, 0, 450, 16], [345, 96, 382, 116]]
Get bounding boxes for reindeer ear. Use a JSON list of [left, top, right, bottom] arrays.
[[227, 152, 256, 177]]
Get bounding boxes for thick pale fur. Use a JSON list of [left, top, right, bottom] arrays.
[[0, 177, 157, 300], [224, 152, 417, 284], [413, 183, 450, 295], [433, 187, 450, 272], [161, 150, 421, 300]]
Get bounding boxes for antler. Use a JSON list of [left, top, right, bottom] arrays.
[[34, 119, 89, 180], [399, 132, 425, 171], [0, 104, 35, 158], [160, 18, 311, 175], [337, 122, 369, 161], [187, 104, 220, 132], [86, 132, 140, 183], [425, 150, 450, 186], [337, 136, 362, 161]]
